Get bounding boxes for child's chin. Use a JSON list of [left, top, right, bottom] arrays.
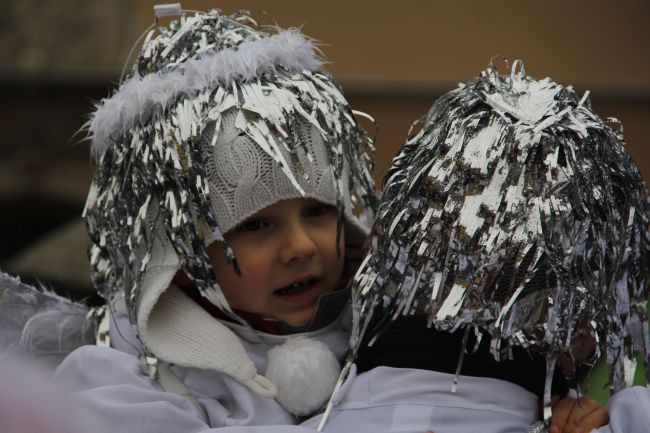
[[279, 308, 317, 328]]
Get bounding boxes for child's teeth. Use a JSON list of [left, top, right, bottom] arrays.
[[277, 279, 314, 294]]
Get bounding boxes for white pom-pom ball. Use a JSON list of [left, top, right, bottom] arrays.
[[265, 336, 341, 416]]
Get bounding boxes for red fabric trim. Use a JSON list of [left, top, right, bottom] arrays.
[[180, 283, 282, 334]]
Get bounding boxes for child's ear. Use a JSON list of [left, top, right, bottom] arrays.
[[172, 269, 193, 289]]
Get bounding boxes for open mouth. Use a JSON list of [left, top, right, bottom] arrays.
[[274, 278, 318, 296]]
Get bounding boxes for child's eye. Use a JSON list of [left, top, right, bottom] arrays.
[[235, 218, 269, 232], [304, 204, 335, 218]]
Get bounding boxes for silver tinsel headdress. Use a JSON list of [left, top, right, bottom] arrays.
[[350, 61, 649, 396], [83, 8, 376, 323]]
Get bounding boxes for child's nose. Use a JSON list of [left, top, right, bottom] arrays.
[[279, 224, 317, 263]]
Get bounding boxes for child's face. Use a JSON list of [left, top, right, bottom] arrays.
[[208, 197, 345, 327]]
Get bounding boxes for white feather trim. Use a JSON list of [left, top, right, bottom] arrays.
[[89, 30, 323, 159], [265, 336, 341, 416], [0, 271, 96, 369]]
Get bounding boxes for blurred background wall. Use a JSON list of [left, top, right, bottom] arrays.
[[1, 0, 649, 298]]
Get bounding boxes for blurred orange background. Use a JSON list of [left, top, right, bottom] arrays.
[[1, 0, 648, 293]]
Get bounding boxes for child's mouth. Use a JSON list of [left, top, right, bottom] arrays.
[[274, 278, 318, 296]]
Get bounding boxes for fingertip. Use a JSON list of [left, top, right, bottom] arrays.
[[578, 396, 594, 405]]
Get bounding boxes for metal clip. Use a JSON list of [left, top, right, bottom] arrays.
[[143, 354, 159, 379], [154, 3, 182, 20]]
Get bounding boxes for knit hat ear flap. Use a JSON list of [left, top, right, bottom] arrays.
[[135, 230, 276, 397], [140, 284, 277, 398]]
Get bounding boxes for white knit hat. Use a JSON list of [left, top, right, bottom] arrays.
[[202, 109, 366, 243], [82, 7, 376, 407]]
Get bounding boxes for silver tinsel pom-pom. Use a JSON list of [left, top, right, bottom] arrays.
[[350, 60, 649, 397]]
